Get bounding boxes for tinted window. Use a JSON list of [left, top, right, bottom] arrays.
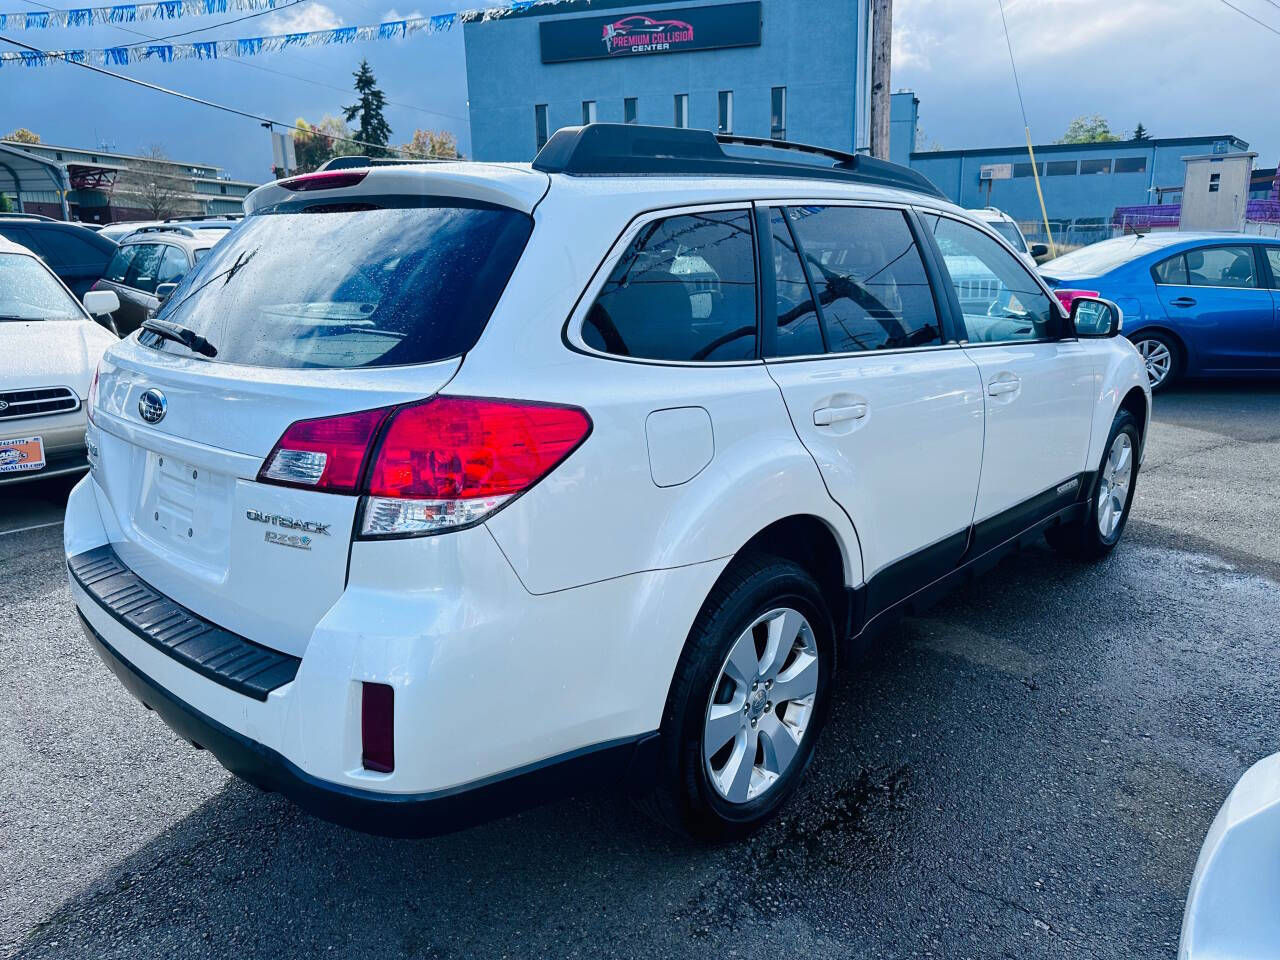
[[1046, 160, 1077, 176], [103, 244, 138, 283], [768, 209, 824, 357], [1185, 246, 1257, 288], [146, 201, 534, 369], [156, 245, 189, 284], [1080, 159, 1112, 175], [30, 227, 112, 267], [988, 221, 1027, 252], [584, 211, 756, 362], [1115, 156, 1147, 174], [123, 243, 164, 293], [1013, 162, 1042, 178], [0, 253, 83, 321], [786, 206, 940, 353], [927, 215, 1056, 343], [1267, 248, 1280, 286], [1152, 254, 1189, 285], [0, 225, 37, 252]]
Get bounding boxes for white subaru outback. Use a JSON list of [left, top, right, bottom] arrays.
[[66, 125, 1150, 840]]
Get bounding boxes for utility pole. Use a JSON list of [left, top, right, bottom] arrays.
[[869, 0, 892, 160]]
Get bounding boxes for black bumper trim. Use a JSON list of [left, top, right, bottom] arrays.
[[78, 613, 659, 837], [69, 545, 300, 702]]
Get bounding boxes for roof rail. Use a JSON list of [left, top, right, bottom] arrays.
[[163, 213, 243, 222], [128, 224, 198, 238], [531, 124, 947, 200], [0, 211, 56, 221]]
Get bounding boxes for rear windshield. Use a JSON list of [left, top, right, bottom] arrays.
[[143, 199, 533, 369], [0, 253, 83, 321], [1041, 236, 1171, 278]]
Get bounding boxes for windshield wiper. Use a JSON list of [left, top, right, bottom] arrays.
[[141, 318, 218, 358]]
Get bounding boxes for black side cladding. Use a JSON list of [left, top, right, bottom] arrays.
[[69, 545, 299, 701]]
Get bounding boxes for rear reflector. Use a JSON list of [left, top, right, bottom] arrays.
[[258, 406, 390, 492], [1053, 288, 1100, 313], [361, 682, 394, 773], [278, 169, 369, 192]]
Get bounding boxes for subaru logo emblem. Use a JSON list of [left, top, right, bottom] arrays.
[[0, 400, 8, 412], [138, 388, 167, 424]]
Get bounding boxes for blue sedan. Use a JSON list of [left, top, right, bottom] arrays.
[[1040, 233, 1280, 390]]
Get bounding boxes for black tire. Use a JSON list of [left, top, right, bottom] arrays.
[[636, 554, 835, 841], [1047, 409, 1141, 560], [1129, 330, 1181, 393]]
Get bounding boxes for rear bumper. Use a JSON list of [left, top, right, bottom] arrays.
[[78, 611, 657, 837]]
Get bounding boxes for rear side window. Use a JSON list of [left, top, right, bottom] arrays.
[[30, 228, 112, 269], [1152, 254, 1189, 285], [156, 245, 189, 284], [768, 209, 824, 357], [786, 206, 941, 353], [583, 210, 757, 362], [123, 243, 164, 293], [147, 200, 534, 369]]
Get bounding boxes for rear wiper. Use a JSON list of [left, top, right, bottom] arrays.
[[141, 318, 218, 358]]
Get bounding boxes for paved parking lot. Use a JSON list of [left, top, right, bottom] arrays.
[[3, 383, 1279, 960]]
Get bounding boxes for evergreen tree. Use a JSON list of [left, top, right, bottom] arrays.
[[343, 59, 391, 156], [1131, 122, 1151, 141]]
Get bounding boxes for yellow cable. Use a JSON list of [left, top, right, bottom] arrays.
[[1024, 127, 1056, 258]]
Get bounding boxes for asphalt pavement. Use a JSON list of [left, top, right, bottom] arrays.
[[2, 382, 1279, 960]]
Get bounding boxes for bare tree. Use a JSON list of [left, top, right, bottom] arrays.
[[117, 144, 201, 219]]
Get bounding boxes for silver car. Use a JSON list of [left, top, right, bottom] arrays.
[[0, 234, 119, 486]]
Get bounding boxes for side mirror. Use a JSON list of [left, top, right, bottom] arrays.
[[82, 289, 120, 317], [1071, 296, 1123, 338], [155, 282, 178, 306], [1030, 243, 1049, 259]]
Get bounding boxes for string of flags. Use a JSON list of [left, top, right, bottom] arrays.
[[0, 0, 547, 30]]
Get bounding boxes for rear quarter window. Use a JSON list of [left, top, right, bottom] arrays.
[[145, 199, 534, 369]]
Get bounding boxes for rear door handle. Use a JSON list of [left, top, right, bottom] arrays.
[[988, 376, 1021, 397], [1170, 297, 1197, 308], [813, 403, 868, 426]]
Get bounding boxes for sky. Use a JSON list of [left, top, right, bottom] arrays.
[[1, 0, 1278, 183]]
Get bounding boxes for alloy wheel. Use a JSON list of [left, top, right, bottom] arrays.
[[1135, 338, 1173, 388], [703, 607, 820, 804], [1096, 432, 1134, 539]]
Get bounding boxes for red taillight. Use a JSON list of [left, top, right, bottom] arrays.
[[1053, 289, 1100, 313], [361, 682, 394, 773], [257, 406, 391, 492], [278, 169, 369, 192], [257, 396, 591, 536]]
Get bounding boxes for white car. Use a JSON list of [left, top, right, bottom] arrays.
[[65, 125, 1150, 840], [1, 234, 119, 486], [967, 207, 1047, 268]]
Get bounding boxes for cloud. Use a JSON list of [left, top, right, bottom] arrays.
[[260, 2, 344, 34], [382, 8, 425, 21]]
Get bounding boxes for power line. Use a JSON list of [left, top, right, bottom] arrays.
[[1216, 0, 1280, 36], [15, 0, 469, 123], [0, 32, 442, 157]]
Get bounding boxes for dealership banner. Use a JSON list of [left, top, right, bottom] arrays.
[[540, 1, 761, 63]]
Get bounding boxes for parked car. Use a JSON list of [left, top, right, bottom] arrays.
[[89, 226, 222, 335], [966, 207, 1048, 267], [97, 220, 164, 243], [1040, 232, 1280, 391], [0, 234, 119, 486], [98, 215, 243, 244], [66, 125, 1149, 841], [0, 213, 117, 299], [1179, 752, 1280, 959]]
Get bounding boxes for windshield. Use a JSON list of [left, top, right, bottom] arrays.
[[988, 221, 1027, 252], [0, 253, 84, 321], [143, 199, 533, 369]]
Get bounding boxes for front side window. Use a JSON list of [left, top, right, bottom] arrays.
[[103, 243, 139, 283], [0, 253, 84, 321], [768, 209, 824, 357], [1185, 246, 1257, 288], [157, 245, 190, 284], [786, 206, 940, 353], [147, 200, 534, 369], [583, 210, 756, 362], [926, 215, 1056, 343]]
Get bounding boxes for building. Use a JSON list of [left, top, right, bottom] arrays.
[[0, 140, 258, 223], [463, 0, 874, 162]]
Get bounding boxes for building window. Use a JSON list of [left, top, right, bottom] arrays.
[[55, 152, 63, 160], [1080, 158, 1112, 175], [1046, 160, 1077, 176], [718, 90, 733, 134], [674, 94, 689, 129], [1115, 156, 1147, 174], [771, 86, 786, 140], [582, 100, 597, 125], [220, 185, 227, 195], [1209, 172, 1221, 193], [535, 104, 549, 151], [624, 98, 638, 124], [1013, 162, 1043, 178]]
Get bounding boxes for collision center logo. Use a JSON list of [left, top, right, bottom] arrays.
[[602, 14, 694, 55]]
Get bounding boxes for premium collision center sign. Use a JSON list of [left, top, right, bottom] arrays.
[[540, 2, 762, 63]]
